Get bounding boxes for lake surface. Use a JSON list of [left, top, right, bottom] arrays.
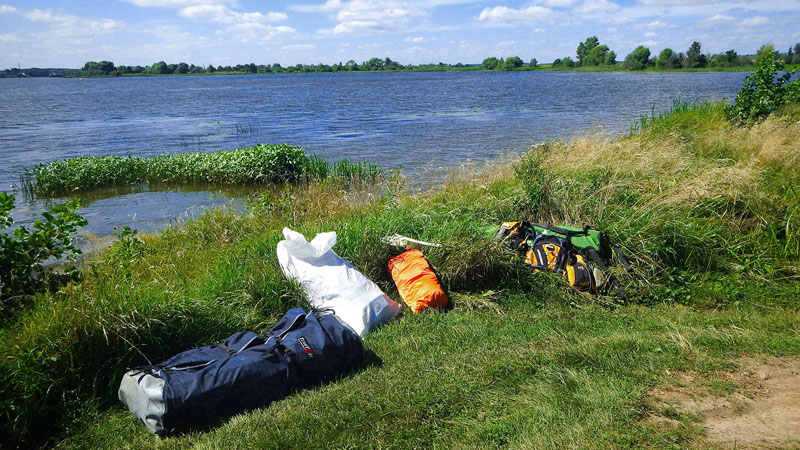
[[1, 71, 747, 237]]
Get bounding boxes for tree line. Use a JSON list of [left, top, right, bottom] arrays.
[[77, 57, 471, 77], [4, 41, 799, 79], [546, 37, 800, 70]]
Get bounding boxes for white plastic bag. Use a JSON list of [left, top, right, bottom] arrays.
[[276, 227, 401, 337]]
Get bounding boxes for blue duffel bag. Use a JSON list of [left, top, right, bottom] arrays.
[[118, 308, 364, 434]]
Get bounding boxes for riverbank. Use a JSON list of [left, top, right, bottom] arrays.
[[64, 63, 770, 78], [2, 99, 799, 449]]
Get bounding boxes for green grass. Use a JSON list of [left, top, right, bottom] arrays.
[[23, 144, 383, 197], [2, 100, 799, 449]]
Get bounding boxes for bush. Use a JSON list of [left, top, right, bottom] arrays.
[[0, 193, 87, 313], [623, 46, 651, 70], [726, 50, 800, 124]]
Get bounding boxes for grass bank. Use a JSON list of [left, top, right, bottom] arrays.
[[23, 144, 383, 197], [2, 101, 799, 449]]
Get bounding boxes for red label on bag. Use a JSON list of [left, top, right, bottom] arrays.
[[297, 336, 314, 358]]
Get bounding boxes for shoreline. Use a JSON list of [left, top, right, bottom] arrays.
[[4, 64, 784, 80]]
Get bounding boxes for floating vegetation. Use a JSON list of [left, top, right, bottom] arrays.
[[24, 144, 383, 197]]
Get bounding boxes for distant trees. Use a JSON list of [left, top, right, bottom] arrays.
[[358, 57, 403, 71], [577, 36, 598, 65], [480, 56, 525, 71], [656, 48, 680, 69], [576, 36, 613, 66], [755, 44, 775, 65], [152, 61, 170, 74], [63, 41, 792, 80], [71, 57, 423, 77], [481, 57, 500, 70], [623, 46, 651, 70], [81, 61, 117, 76], [684, 41, 707, 68], [791, 43, 800, 64], [503, 56, 523, 71], [710, 50, 742, 67], [552, 56, 575, 68]]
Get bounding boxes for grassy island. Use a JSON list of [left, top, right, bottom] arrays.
[[2, 97, 799, 449], [23, 144, 383, 197]]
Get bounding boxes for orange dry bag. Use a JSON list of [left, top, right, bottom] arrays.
[[387, 248, 448, 313]]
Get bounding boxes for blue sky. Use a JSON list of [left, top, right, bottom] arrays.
[[1, 0, 798, 68]]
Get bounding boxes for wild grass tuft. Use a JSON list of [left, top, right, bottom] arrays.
[[23, 144, 384, 197]]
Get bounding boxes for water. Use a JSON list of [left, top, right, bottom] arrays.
[[0, 71, 747, 237]]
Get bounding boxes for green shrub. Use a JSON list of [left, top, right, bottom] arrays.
[[725, 50, 800, 123], [0, 192, 87, 313]]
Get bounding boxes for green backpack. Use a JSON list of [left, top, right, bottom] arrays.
[[486, 221, 633, 297]]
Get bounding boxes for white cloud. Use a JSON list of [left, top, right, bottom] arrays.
[[738, 16, 769, 27], [290, 0, 344, 14], [0, 33, 23, 43], [636, 0, 717, 4], [179, 5, 286, 23], [221, 22, 295, 43], [533, 27, 547, 32], [422, 0, 486, 6], [404, 36, 433, 43], [124, 0, 233, 7], [634, 20, 677, 29], [574, 0, 621, 14], [175, 4, 292, 43], [358, 42, 381, 50], [315, 1, 426, 35], [477, 5, 556, 24], [596, 16, 633, 24], [2, 7, 122, 37], [641, 39, 659, 46], [697, 13, 735, 27], [150, 25, 211, 51], [281, 44, 317, 50], [643, 31, 656, 37], [543, 0, 576, 7]]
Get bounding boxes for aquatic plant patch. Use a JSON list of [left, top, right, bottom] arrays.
[[24, 144, 383, 196]]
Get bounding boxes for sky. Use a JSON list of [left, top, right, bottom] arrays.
[[1, 0, 798, 68]]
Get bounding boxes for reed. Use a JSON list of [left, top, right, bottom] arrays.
[[23, 144, 383, 197]]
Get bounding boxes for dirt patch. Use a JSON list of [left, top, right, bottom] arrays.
[[648, 356, 800, 449]]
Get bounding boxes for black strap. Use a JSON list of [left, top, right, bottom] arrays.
[[218, 344, 238, 356], [612, 245, 635, 275], [527, 263, 556, 272], [584, 248, 627, 299]]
